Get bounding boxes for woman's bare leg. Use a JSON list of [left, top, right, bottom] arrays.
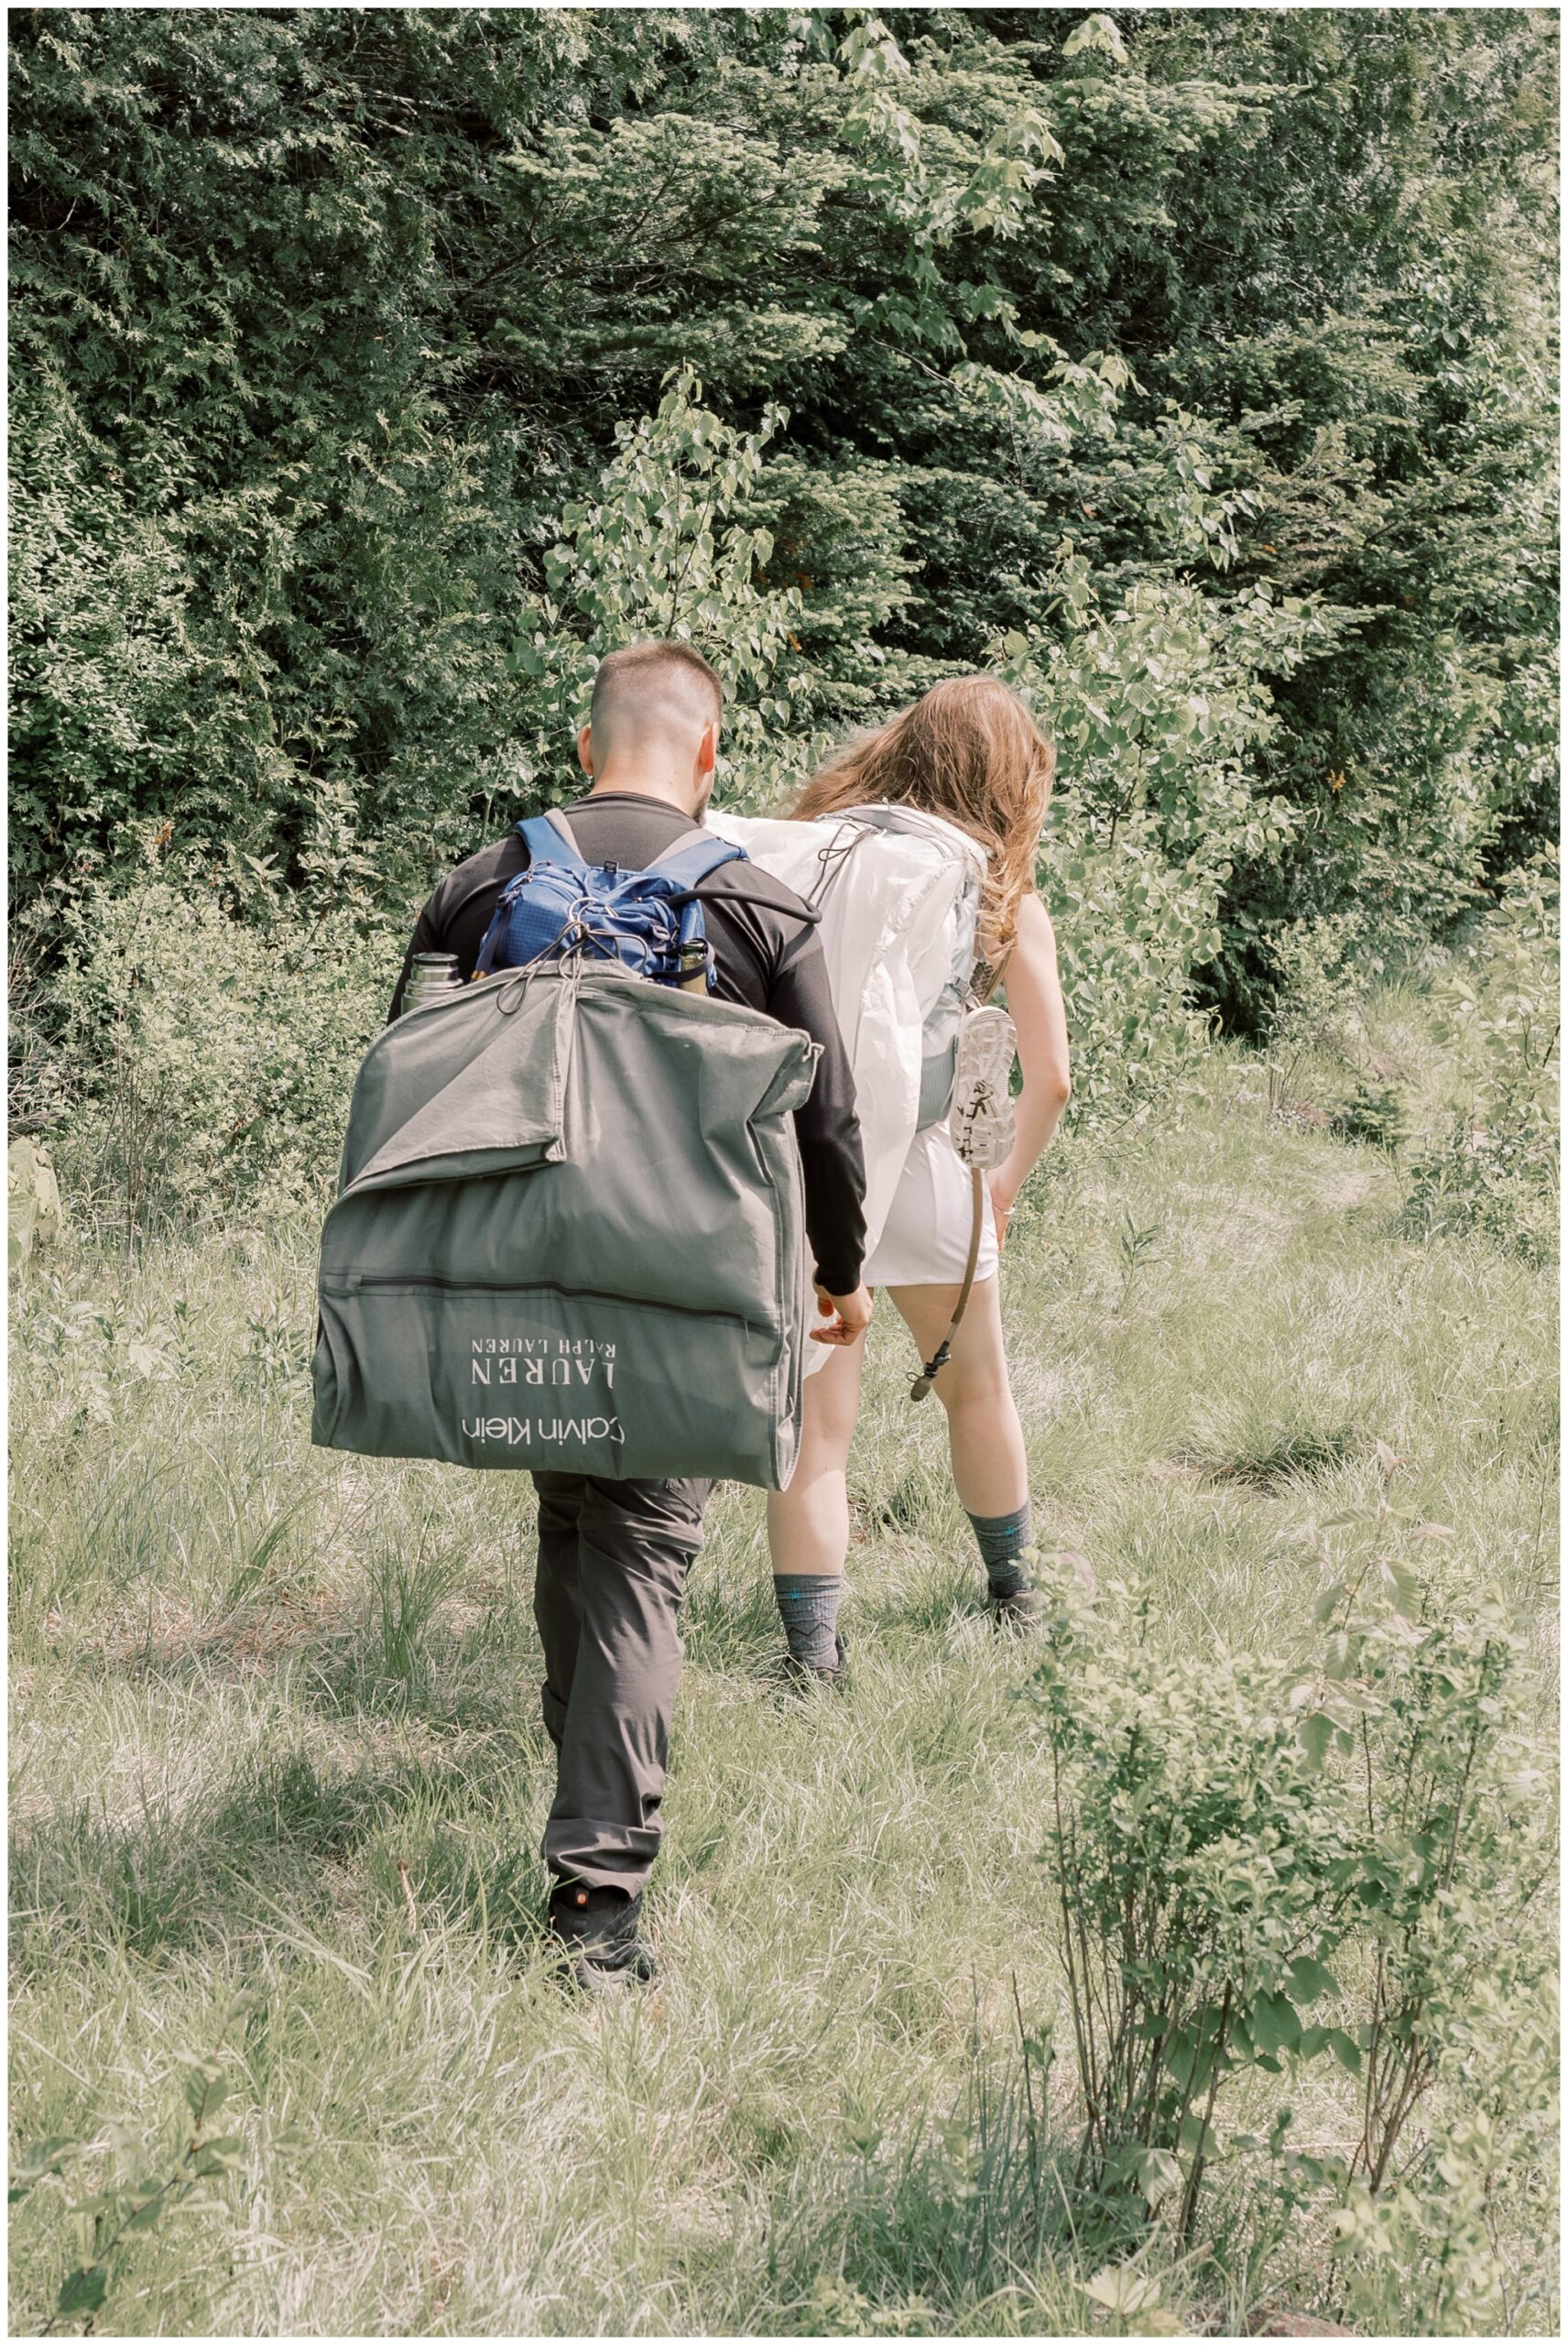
[[886, 1275, 1028, 1517], [766, 1331, 866, 1575], [766, 1333, 866, 1674], [764, 1341, 862, 1669]]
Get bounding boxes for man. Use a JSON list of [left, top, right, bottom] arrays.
[[392, 639, 871, 1987]]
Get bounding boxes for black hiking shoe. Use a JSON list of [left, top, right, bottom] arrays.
[[986, 1543, 1054, 1631], [988, 1543, 1094, 1632], [779, 1633, 848, 1689], [547, 1881, 657, 1991]]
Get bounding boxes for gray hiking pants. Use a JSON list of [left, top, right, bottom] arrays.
[[531, 1471, 712, 1894]]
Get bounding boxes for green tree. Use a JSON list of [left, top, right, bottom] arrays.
[[9, 5, 1557, 1040]]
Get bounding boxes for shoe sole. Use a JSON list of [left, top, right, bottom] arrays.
[[951, 1007, 1018, 1171], [550, 1938, 657, 1992]]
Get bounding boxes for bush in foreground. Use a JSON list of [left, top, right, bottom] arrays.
[[1025, 1468, 1556, 2332]]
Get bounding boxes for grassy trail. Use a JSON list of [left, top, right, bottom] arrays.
[[8, 1036, 1557, 2336]]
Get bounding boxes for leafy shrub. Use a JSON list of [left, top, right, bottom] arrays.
[[8, 1136, 64, 1272], [1258, 907, 1420, 1151], [1260, 909, 1385, 1120], [1292, 1500, 1552, 2172], [1328, 1078, 1404, 1153], [1294, 1484, 1558, 2334], [37, 845, 398, 1240], [504, 365, 826, 815], [1332, 2067, 1558, 2337], [1401, 854, 1559, 1260], [9, 2047, 252, 2335], [1025, 1458, 1554, 2273], [7, 2011, 306, 2340], [1038, 818, 1219, 1132], [1029, 1570, 1360, 2247], [998, 561, 1350, 1127]]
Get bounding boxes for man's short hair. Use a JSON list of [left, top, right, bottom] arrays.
[[590, 639, 724, 741]]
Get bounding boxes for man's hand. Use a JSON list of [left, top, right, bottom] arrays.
[[811, 1282, 873, 1346]]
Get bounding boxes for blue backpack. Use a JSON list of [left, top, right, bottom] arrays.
[[474, 810, 746, 991]]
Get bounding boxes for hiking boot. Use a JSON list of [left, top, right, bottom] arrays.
[[988, 1543, 1094, 1632], [987, 1543, 1053, 1632], [547, 1881, 657, 1991], [779, 1633, 848, 1689]]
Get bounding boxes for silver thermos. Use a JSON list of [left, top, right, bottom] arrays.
[[403, 952, 464, 1010]]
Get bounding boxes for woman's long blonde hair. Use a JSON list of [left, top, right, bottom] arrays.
[[789, 675, 1054, 961]]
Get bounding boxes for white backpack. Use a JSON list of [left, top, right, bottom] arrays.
[[705, 801, 1017, 1226], [803, 803, 985, 1131]]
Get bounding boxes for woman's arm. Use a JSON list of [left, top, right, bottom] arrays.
[[988, 891, 1071, 1241]]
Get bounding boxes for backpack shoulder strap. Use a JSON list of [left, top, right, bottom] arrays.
[[804, 818, 873, 909], [473, 813, 591, 978], [644, 832, 747, 890], [516, 810, 590, 872]]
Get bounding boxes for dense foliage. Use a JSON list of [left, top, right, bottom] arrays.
[[8, 5, 1558, 1197], [12, 8, 1556, 879]]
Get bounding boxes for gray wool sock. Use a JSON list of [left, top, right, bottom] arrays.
[[773, 1574, 843, 1670], [967, 1501, 1034, 1599]]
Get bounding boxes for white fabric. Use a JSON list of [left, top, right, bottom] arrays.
[[705, 805, 990, 1359], [862, 1122, 999, 1288]]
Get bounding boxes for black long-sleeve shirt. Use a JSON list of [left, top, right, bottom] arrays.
[[390, 792, 867, 1295]]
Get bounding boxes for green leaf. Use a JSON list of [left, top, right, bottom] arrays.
[[1063, 14, 1130, 66], [1084, 2263, 1164, 2318], [1287, 1956, 1340, 2004], [8, 2136, 75, 2200], [1163, 2025, 1201, 2089], [184, 2062, 228, 2124], [1326, 2028, 1363, 2076], [1379, 1554, 1421, 1615], [1298, 1710, 1336, 1769], [1135, 2146, 1184, 2209], [1249, 1992, 1302, 2056], [71, 2190, 122, 2226], [123, 2187, 169, 2234], [57, 2265, 109, 2319]]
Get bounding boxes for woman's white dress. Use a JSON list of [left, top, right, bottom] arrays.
[[703, 805, 999, 1342]]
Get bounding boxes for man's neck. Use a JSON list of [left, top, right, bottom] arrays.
[[583, 767, 703, 817]]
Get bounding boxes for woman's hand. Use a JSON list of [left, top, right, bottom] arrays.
[[986, 1171, 1018, 1251]]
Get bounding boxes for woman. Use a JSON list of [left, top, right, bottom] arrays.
[[714, 675, 1072, 1680]]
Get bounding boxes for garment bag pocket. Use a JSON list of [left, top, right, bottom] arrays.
[[312, 1273, 795, 1487]]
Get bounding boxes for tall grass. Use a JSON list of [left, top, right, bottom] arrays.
[[8, 1032, 1557, 2337]]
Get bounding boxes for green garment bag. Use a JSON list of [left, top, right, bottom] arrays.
[[311, 965, 816, 1489]]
